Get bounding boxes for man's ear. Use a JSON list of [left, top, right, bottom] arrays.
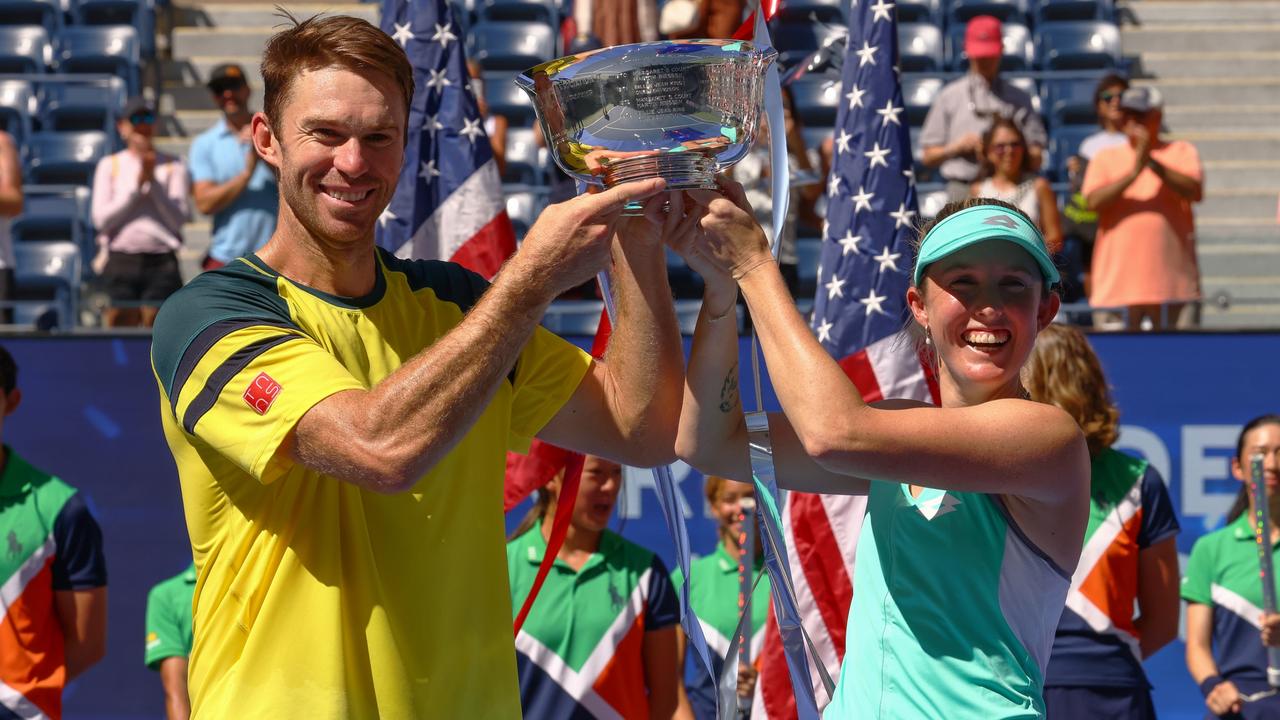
[[251, 112, 280, 171], [3, 388, 21, 417]]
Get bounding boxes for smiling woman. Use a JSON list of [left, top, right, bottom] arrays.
[[669, 185, 1090, 719]]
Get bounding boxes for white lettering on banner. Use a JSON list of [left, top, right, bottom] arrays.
[[1115, 424, 1172, 490], [1182, 425, 1243, 531], [621, 462, 696, 519]]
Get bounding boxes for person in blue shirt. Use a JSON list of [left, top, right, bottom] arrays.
[[188, 63, 278, 270]]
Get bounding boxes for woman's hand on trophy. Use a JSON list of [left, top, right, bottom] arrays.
[[664, 191, 735, 302], [688, 177, 774, 283], [516, 178, 667, 300]]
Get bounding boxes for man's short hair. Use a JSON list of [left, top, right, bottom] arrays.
[[1093, 73, 1129, 106], [0, 345, 17, 394], [260, 13, 414, 132]]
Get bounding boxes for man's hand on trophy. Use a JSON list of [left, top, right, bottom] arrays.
[[516, 178, 667, 299], [687, 177, 774, 283]]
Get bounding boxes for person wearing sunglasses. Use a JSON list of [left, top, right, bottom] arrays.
[[919, 15, 1047, 202], [90, 96, 190, 327], [970, 117, 1062, 256], [188, 64, 278, 272]]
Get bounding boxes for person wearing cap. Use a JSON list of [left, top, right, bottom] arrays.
[[920, 15, 1047, 202], [91, 97, 190, 327], [670, 183, 1088, 719], [188, 63, 278, 271], [1083, 85, 1204, 331]]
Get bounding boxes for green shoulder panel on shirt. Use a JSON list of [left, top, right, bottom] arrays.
[[0, 450, 79, 584], [1182, 519, 1237, 605], [151, 259, 297, 401], [378, 248, 490, 313], [144, 564, 196, 670]]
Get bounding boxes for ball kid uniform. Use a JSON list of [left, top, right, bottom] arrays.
[[1043, 448, 1179, 719], [150, 250, 592, 719], [1183, 513, 1280, 719], [671, 544, 771, 720], [507, 527, 679, 718], [144, 563, 196, 670], [825, 483, 1071, 719]]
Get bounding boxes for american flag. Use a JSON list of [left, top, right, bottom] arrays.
[[377, 0, 516, 277], [753, 0, 937, 716]]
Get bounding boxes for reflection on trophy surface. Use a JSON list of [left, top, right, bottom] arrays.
[[517, 39, 777, 191]]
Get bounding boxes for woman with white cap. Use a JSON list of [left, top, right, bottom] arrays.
[[669, 185, 1089, 719]]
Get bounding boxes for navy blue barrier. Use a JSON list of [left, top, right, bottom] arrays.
[[5, 332, 1279, 719]]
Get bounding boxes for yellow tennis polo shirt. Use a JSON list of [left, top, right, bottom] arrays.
[[150, 249, 592, 720]]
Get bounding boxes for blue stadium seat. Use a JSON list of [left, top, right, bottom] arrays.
[[72, 0, 156, 58], [11, 185, 92, 250], [41, 77, 127, 133], [1005, 74, 1041, 114], [467, 21, 555, 71], [483, 71, 536, 126], [0, 80, 35, 149], [502, 126, 548, 186], [789, 75, 841, 130], [898, 23, 944, 73], [541, 300, 603, 335], [896, 0, 942, 24], [1041, 72, 1107, 127], [55, 26, 141, 95], [478, 0, 557, 24], [0, 26, 50, 75], [0, 0, 62, 35], [504, 189, 544, 239], [908, 126, 933, 181], [1046, 124, 1094, 181], [13, 241, 81, 329], [1037, 21, 1121, 71], [950, 0, 1029, 24], [773, 20, 847, 68], [25, 131, 110, 186], [800, 125, 831, 158], [947, 21, 1035, 72], [901, 76, 943, 126], [1036, 0, 1114, 23], [795, 236, 821, 298], [778, 0, 844, 24]]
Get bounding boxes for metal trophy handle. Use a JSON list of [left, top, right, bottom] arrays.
[[1248, 454, 1280, 689]]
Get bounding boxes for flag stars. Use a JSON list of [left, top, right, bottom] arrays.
[[825, 275, 847, 300], [827, 174, 842, 198], [425, 114, 445, 137], [869, 0, 895, 22], [835, 129, 852, 155], [459, 117, 485, 144], [378, 206, 397, 228], [856, 41, 878, 67], [864, 142, 890, 169], [851, 186, 874, 213], [431, 22, 457, 48], [846, 84, 867, 109], [816, 318, 834, 344], [889, 202, 916, 229], [876, 99, 903, 127], [391, 22, 414, 47], [838, 230, 863, 255], [426, 68, 451, 93], [873, 246, 901, 273], [419, 159, 440, 180], [860, 289, 889, 316]]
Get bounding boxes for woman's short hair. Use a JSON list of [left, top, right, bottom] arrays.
[[1023, 323, 1119, 458], [1093, 73, 1130, 106], [261, 12, 415, 132]]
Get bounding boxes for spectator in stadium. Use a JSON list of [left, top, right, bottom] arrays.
[[507, 454, 680, 718], [0, 343, 108, 719], [0, 130, 20, 324], [571, 0, 658, 49], [1024, 323, 1180, 720], [467, 59, 508, 176], [673, 476, 770, 720], [91, 97, 190, 327], [1083, 86, 1204, 331], [1183, 415, 1280, 719], [189, 63, 278, 271], [143, 563, 195, 720], [672, 188, 1088, 718], [660, 0, 745, 39], [1060, 74, 1130, 305], [970, 117, 1063, 254], [920, 15, 1047, 202], [149, 14, 689, 718]]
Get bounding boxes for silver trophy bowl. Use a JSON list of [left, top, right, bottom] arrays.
[[516, 39, 777, 192]]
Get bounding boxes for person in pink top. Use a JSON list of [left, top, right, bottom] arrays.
[[90, 97, 190, 327], [1082, 86, 1204, 331]]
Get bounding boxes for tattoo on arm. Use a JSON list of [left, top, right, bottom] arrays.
[[718, 365, 739, 413]]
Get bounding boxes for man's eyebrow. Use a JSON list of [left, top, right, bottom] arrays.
[[297, 116, 399, 133]]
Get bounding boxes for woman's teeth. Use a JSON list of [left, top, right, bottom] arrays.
[[963, 329, 1010, 346]]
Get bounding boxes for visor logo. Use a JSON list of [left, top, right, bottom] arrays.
[[983, 215, 1018, 229], [243, 372, 282, 415]]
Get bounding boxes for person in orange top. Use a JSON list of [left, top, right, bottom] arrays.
[[1083, 86, 1204, 331]]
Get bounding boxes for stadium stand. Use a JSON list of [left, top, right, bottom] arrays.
[[0, 0, 63, 35], [10, 185, 92, 252], [24, 130, 110, 186], [40, 76, 127, 132], [0, 80, 35, 149], [55, 25, 141, 95], [12, 241, 80, 329], [477, 0, 557, 25], [898, 22, 944, 73], [1036, 20, 1122, 70], [484, 71, 537, 126], [0, 26, 52, 75], [946, 20, 1035, 71], [466, 20, 556, 70], [948, 0, 1029, 24]]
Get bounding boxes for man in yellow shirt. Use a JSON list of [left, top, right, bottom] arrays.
[[150, 14, 692, 719]]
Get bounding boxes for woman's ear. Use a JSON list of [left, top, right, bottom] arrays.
[[1038, 291, 1061, 330], [907, 285, 928, 330], [1231, 455, 1246, 483]]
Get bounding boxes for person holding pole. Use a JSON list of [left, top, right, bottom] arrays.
[[670, 187, 1089, 718], [674, 476, 771, 719], [1183, 415, 1280, 719]]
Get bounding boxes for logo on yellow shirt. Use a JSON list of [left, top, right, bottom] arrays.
[[243, 372, 282, 415]]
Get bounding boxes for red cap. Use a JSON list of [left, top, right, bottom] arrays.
[[965, 15, 1003, 59]]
